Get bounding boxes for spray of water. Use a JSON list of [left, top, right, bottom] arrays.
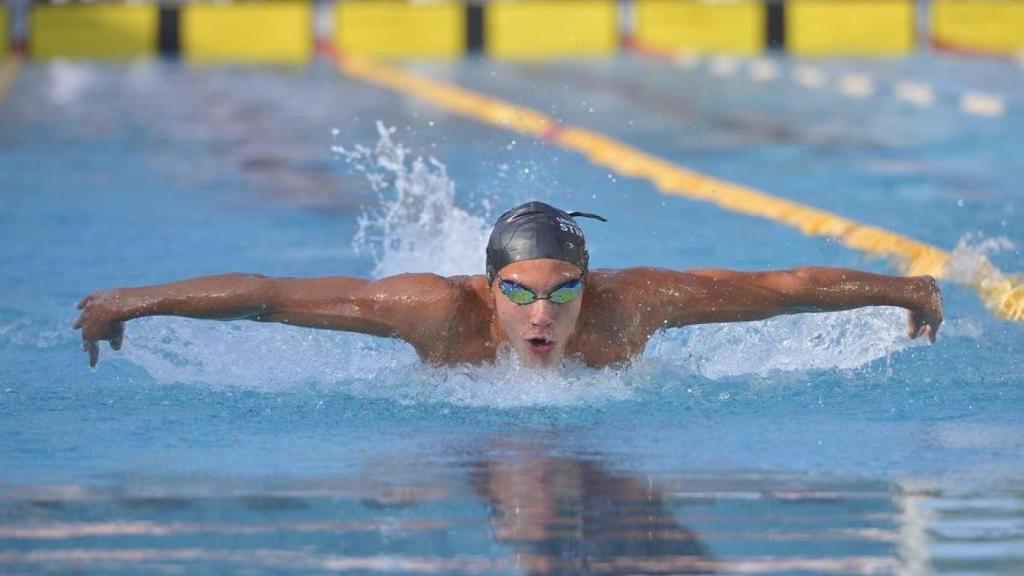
[[117, 125, 946, 404], [945, 233, 1019, 289], [650, 307, 917, 380], [332, 122, 489, 278]]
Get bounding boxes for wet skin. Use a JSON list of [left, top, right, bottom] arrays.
[[75, 260, 943, 368]]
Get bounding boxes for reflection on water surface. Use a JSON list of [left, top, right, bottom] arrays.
[[2, 439, 1020, 575]]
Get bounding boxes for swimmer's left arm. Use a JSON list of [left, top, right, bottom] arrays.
[[628, 266, 942, 341]]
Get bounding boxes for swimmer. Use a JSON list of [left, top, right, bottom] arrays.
[[74, 201, 943, 368]]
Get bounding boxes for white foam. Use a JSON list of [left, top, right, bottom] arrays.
[[945, 234, 1018, 291], [122, 318, 414, 392], [0, 318, 71, 349], [334, 122, 489, 278], [119, 306, 926, 403], [648, 307, 921, 380]]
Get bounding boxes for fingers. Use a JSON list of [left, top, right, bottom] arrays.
[[82, 340, 100, 367], [110, 322, 124, 351], [76, 291, 97, 310], [907, 321, 939, 343], [907, 312, 920, 339]]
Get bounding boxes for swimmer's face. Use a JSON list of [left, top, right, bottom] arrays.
[[492, 259, 583, 367]]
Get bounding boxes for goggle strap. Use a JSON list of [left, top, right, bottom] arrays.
[[567, 211, 608, 222]]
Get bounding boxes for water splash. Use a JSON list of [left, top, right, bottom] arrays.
[[0, 317, 72, 349], [343, 346, 638, 408], [121, 319, 639, 407], [122, 318, 415, 392], [333, 122, 489, 278], [945, 233, 1018, 287], [648, 307, 920, 380], [944, 233, 1022, 322]]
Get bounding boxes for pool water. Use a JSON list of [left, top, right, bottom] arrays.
[[1, 54, 1023, 574]]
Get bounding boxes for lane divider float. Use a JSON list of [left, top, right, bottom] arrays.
[[959, 92, 1007, 118], [836, 73, 875, 99], [792, 65, 828, 90], [749, 59, 780, 82], [709, 55, 739, 77], [638, 43, 1009, 118], [324, 46, 1023, 322], [894, 81, 935, 107]]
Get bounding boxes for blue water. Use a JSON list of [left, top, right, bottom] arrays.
[[1, 55, 1023, 574]]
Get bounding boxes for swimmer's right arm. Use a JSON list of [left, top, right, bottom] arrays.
[[74, 273, 459, 367]]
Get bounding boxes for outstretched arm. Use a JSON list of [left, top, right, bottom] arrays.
[[623, 266, 942, 340], [73, 272, 459, 366]]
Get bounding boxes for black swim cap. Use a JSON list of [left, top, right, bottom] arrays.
[[485, 201, 607, 284]]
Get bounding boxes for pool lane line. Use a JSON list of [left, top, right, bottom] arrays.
[[630, 42, 1008, 119], [322, 47, 1024, 322], [0, 56, 22, 105]]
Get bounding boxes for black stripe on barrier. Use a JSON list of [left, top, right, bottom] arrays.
[[766, 0, 785, 50], [158, 5, 180, 56], [466, 2, 484, 54]]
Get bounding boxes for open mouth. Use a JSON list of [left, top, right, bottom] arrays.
[[526, 337, 554, 355]]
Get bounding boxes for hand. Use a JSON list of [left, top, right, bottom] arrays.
[[73, 290, 126, 367], [907, 275, 942, 343]]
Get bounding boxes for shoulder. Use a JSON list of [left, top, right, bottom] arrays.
[[581, 267, 708, 330], [586, 267, 701, 298], [389, 274, 494, 363], [372, 273, 489, 326], [361, 273, 487, 316]]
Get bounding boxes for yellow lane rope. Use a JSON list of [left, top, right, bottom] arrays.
[[334, 54, 1024, 322], [0, 56, 22, 104]]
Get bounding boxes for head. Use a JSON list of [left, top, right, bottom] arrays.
[[485, 202, 605, 366]]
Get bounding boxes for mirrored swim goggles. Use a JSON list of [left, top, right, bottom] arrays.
[[497, 275, 584, 305]]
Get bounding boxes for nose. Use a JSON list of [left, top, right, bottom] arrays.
[[528, 300, 555, 327]]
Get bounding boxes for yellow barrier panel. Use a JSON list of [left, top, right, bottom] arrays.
[[183, 2, 312, 64], [486, 0, 618, 59], [0, 7, 8, 59], [634, 0, 764, 55], [30, 4, 157, 59], [334, 55, 1024, 322], [933, 0, 1024, 54], [788, 0, 915, 56], [336, 0, 464, 59]]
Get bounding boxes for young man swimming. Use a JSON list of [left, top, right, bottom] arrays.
[[74, 201, 943, 368]]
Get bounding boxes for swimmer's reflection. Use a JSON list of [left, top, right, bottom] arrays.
[[470, 448, 717, 575]]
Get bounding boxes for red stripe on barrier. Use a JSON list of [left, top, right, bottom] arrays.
[[929, 37, 1016, 60]]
